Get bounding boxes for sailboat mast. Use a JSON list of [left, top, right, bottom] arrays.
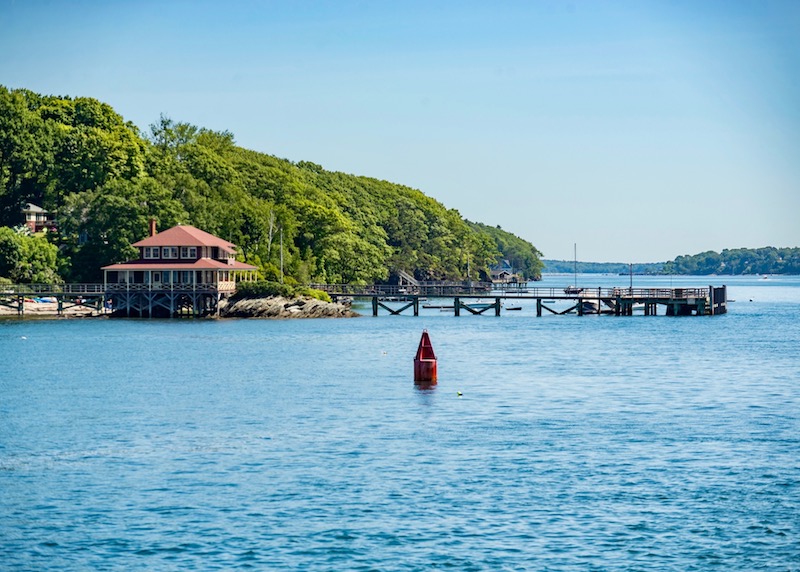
[[573, 243, 577, 287]]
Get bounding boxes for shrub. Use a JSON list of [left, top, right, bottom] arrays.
[[233, 280, 294, 300], [294, 287, 332, 303]]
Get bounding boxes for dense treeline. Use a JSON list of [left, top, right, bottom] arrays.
[[543, 247, 800, 276], [0, 86, 543, 284], [664, 247, 800, 275], [469, 221, 543, 280], [542, 260, 666, 275]]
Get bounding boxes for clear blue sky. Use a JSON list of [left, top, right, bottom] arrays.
[[2, 0, 798, 262]]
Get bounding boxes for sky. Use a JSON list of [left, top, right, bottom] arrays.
[[1, 0, 798, 262]]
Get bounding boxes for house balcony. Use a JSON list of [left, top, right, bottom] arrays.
[[105, 281, 238, 293]]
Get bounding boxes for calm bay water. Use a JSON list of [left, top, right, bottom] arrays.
[[1, 275, 799, 571]]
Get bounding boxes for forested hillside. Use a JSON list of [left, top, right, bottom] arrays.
[[0, 86, 543, 283], [468, 222, 543, 280]]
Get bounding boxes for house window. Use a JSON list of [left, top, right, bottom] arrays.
[[143, 247, 159, 259], [180, 246, 197, 259], [153, 272, 161, 282], [162, 247, 178, 259]]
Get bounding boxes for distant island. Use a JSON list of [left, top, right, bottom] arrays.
[[545, 246, 800, 275]]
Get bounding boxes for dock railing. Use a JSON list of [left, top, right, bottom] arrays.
[[2, 283, 105, 295], [310, 284, 710, 300], [311, 282, 493, 297], [496, 287, 710, 300], [3, 283, 711, 301]]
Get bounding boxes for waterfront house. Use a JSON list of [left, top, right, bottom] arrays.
[[490, 259, 518, 284], [22, 203, 54, 233], [102, 221, 257, 317]]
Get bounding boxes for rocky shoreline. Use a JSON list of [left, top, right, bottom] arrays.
[[219, 295, 359, 319]]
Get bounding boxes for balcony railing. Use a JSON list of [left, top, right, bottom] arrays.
[[1, 283, 105, 295]]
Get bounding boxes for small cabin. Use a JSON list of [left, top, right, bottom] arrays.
[[490, 260, 519, 283]]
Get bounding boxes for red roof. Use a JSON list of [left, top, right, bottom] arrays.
[[133, 225, 237, 249], [102, 259, 256, 271]]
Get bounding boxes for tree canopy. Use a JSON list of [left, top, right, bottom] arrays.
[[0, 226, 60, 283], [664, 247, 800, 275], [0, 86, 544, 283]]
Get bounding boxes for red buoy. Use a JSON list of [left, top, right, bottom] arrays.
[[414, 329, 437, 385]]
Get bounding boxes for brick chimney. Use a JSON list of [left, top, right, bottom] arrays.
[[149, 218, 157, 237]]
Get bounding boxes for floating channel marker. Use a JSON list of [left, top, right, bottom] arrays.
[[414, 330, 437, 386]]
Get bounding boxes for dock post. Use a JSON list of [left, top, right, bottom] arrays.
[[577, 298, 584, 316], [536, 298, 542, 317], [454, 297, 460, 317], [413, 296, 419, 316], [709, 285, 714, 316], [372, 296, 378, 316], [495, 297, 501, 316]]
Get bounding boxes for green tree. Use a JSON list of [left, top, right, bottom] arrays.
[[0, 87, 55, 225], [0, 226, 22, 278], [0, 226, 61, 282], [58, 178, 187, 282]]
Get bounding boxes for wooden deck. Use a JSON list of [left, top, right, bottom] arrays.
[[2, 283, 728, 318], [316, 284, 728, 317], [0, 284, 106, 316], [0, 283, 227, 317]]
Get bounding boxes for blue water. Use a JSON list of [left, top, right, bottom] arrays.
[[1, 275, 799, 571]]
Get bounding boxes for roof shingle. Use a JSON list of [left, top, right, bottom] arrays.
[[133, 225, 237, 249]]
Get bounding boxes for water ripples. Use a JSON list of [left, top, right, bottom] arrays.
[[2, 278, 799, 570]]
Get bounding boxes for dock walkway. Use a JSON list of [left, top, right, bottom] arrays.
[[315, 284, 728, 317], [0, 284, 106, 316], [2, 283, 728, 318]]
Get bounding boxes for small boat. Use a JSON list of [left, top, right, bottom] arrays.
[[505, 305, 522, 311], [581, 300, 600, 314], [564, 286, 583, 294]]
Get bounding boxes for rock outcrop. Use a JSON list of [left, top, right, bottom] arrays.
[[219, 296, 358, 319]]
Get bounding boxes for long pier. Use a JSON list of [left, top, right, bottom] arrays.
[[318, 285, 728, 317], [2, 283, 728, 318]]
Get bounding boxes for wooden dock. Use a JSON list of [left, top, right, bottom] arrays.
[[1, 283, 230, 318], [2, 283, 727, 318], [318, 285, 728, 317], [0, 284, 106, 316]]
